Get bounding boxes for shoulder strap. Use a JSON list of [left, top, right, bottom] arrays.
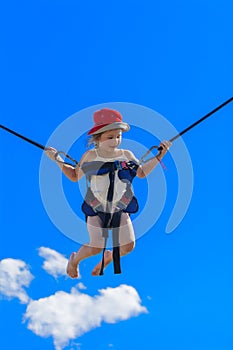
[[99, 210, 122, 275], [94, 148, 99, 157]]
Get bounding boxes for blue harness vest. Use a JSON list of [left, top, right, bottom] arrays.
[[81, 160, 139, 275]]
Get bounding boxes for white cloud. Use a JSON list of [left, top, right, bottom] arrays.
[[24, 284, 148, 350], [76, 282, 87, 290], [0, 258, 34, 304], [38, 247, 68, 278]]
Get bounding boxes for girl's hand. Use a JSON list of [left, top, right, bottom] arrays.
[[158, 140, 172, 158], [45, 147, 58, 161]]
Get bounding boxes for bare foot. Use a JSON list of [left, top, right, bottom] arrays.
[[92, 250, 113, 276], [66, 252, 79, 278]]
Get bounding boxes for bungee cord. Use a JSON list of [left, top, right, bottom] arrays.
[[0, 124, 78, 167], [0, 124, 46, 150], [1, 97, 232, 165], [139, 96, 233, 163]]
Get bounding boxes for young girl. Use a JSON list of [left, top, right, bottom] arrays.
[[46, 108, 171, 278]]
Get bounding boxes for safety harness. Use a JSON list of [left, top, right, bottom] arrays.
[[81, 160, 139, 275]]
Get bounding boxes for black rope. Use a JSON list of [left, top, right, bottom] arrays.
[[169, 96, 233, 143], [140, 97, 233, 161], [0, 124, 79, 167], [0, 124, 46, 150], [2, 96, 232, 165]]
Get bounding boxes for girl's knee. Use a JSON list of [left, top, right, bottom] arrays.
[[121, 241, 135, 255], [89, 246, 103, 255], [127, 241, 135, 252]]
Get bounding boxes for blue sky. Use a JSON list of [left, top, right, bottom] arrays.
[[0, 1, 233, 350]]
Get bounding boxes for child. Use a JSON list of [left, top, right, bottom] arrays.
[[46, 108, 171, 278]]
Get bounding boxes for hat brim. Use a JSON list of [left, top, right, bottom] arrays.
[[88, 122, 130, 135]]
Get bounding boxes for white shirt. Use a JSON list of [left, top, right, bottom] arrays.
[[90, 150, 130, 208]]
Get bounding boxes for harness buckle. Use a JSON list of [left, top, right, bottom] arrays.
[[114, 160, 129, 170], [121, 161, 128, 169]]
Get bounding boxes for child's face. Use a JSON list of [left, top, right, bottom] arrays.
[[98, 129, 122, 151]]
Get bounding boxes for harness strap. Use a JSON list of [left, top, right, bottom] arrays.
[[82, 160, 139, 275], [82, 160, 139, 179], [99, 211, 122, 275], [98, 170, 122, 275], [112, 211, 122, 274], [99, 231, 108, 276]]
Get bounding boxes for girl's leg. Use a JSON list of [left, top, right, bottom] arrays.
[[67, 215, 110, 278], [91, 250, 113, 276], [118, 213, 135, 255], [92, 213, 135, 275]]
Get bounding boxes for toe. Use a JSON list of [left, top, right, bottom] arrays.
[[66, 252, 78, 278]]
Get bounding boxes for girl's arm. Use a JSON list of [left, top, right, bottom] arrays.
[[45, 147, 90, 182], [125, 140, 172, 178]]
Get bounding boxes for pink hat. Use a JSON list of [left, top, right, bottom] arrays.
[[88, 108, 130, 135]]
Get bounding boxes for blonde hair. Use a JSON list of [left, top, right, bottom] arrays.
[[87, 128, 123, 149], [87, 133, 102, 149]]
